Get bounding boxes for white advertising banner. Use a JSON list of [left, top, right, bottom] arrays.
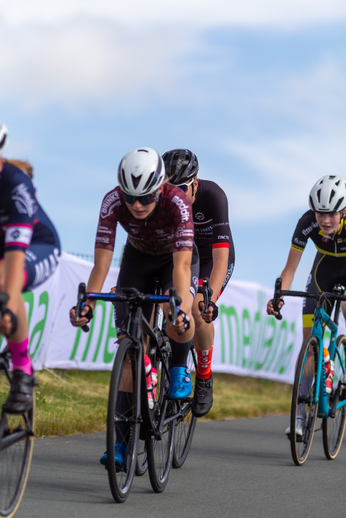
[[2, 252, 344, 383]]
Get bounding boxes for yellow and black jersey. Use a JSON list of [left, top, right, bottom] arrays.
[[291, 210, 346, 257]]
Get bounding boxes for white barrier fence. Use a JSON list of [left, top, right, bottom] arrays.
[[1, 252, 344, 384]]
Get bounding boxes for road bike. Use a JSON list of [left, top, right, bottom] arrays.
[[272, 278, 346, 466], [0, 294, 35, 517], [75, 280, 211, 503]]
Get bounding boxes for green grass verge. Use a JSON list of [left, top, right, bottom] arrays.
[[34, 370, 292, 438]]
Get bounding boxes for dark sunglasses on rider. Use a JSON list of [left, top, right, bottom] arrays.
[[177, 179, 194, 193], [124, 193, 157, 206]]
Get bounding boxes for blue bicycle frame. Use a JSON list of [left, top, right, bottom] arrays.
[[307, 308, 346, 418]]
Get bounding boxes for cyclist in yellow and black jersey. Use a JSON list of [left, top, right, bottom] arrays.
[[267, 175, 346, 436]]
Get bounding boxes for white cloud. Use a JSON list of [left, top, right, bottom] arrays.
[[1, 0, 346, 27], [0, 19, 196, 109], [221, 59, 346, 223]]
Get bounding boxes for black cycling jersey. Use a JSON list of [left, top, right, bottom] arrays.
[[291, 210, 346, 327], [192, 179, 235, 294], [291, 210, 346, 256], [0, 162, 61, 290]]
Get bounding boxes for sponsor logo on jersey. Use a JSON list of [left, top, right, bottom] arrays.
[[11, 183, 37, 217], [97, 225, 112, 234], [195, 212, 205, 221], [100, 191, 121, 219], [5, 225, 33, 248], [293, 238, 306, 247], [172, 195, 190, 223], [176, 229, 194, 238], [218, 235, 229, 240], [96, 236, 110, 244], [156, 229, 165, 235], [176, 240, 193, 248], [33, 248, 60, 288], [302, 221, 319, 237]]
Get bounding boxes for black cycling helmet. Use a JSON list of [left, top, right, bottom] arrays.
[[162, 148, 199, 185]]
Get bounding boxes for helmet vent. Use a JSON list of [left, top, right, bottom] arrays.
[[0, 134, 6, 148], [334, 198, 344, 212], [316, 189, 321, 203], [137, 149, 148, 153], [131, 174, 141, 189], [121, 168, 128, 189], [143, 172, 157, 192], [329, 189, 336, 204]]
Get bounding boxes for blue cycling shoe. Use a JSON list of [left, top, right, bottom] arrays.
[[100, 443, 127, 466], [169, 367, 192, 399]]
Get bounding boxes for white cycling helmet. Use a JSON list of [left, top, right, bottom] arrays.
[[309, 175, 346, 213], [0, 121, 8, 156], [117, 147, 165, 196]]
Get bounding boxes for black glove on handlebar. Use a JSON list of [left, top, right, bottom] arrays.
[[198, 300, 219, 322]]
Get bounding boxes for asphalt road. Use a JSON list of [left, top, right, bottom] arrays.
[[16, 415, 346, 518]]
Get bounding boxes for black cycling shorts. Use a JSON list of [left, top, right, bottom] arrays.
[[303, 252, 346, 328], [114, 242, 199, 334]]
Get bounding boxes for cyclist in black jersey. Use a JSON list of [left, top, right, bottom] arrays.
[[267, 175, 346, 436], [0, 121, 61, 413], [163, 148, 235, 418], [69, 147, 199, 467]]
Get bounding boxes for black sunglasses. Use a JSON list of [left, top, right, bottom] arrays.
[[124, 193, 157, 206]]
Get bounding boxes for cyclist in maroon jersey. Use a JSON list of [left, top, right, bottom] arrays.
[[70, 147, 199, 467], [0, 121, 61, 413], [163, 149, 235, 418]]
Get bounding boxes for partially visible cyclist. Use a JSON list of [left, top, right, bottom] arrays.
[[69, 147, 199, 466], [267, 175, 346, 436], [0, 120, 61, 413], [163, 148, 235, 418]]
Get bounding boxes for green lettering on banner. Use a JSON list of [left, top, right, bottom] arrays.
[[241, 309, 251, 368], [274, 321, 296, 374], [250, 291, 264, 370], [256, 317, 276, 371], [70, 328, 82, 361], [92, 301, 106, 362], [272, 320, 288, 373], [219, 305, 239, 364], [22, 291, 34, 329], [30, 291, 49, 360], [1, 291, 34, 349], [103, 304, 117, 364]]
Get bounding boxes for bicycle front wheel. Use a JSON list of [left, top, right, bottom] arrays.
[[147, 355, 175, 493], [290, 335, 318, 466], [0, 370, 35, 518], [107, 337, 140, 503], [172, 344, 197, 469], [322, 335, 346, 460]]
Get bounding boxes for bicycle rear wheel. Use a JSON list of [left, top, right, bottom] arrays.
[[147, 353, 175, 493], [290, 335, 318, 466], [322, 335, 346, 460], [106, 337, 140, 503], [0, 366, 35, 518], [172, 344, 197, 469]]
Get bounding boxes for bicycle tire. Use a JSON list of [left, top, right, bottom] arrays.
[[290, 334, 318, 466], [322, 335, 346, 460], [106, 337, 140, 503], [0, 368, 35, 518], [147, 352, 175, 493], [135, 439, 148, 476], [172, 344, 197, 469]]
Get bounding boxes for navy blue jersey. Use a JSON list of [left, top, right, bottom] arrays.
[[0, 162, 60, 259]]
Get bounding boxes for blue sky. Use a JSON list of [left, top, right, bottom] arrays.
[[1, 0, 346, 291]]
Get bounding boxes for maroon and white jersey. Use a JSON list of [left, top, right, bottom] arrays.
[[95, 183, 194, 255]]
